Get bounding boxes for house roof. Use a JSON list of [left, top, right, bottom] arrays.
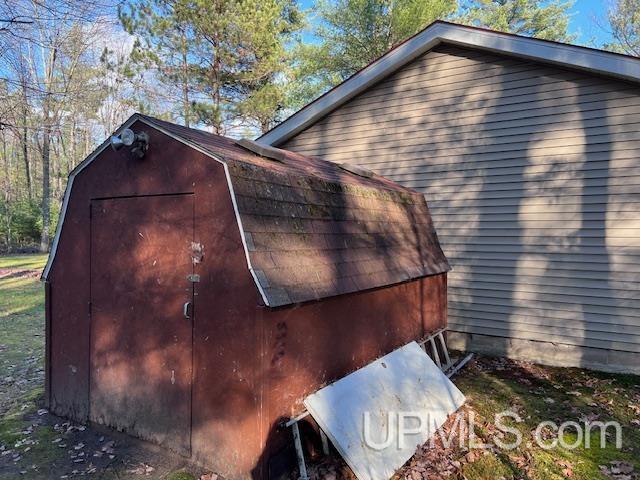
[[258, 20, 640, 147], [43, 114, 449, 308]]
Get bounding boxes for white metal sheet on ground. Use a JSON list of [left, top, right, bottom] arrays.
[[304, 341, 465, 480]]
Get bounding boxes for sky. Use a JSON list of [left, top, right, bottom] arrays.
[[569, 0, 614, 47]]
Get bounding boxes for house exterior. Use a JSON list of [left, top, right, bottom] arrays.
[[42, 114, 450, 478], [260, 21, 640, 374]]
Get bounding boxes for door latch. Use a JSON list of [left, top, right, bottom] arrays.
[[183, 301, 192, 319]]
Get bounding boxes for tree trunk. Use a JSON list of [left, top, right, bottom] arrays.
[[1, 131, 12, 251], [181, 30, 190, 128], [21, 87, 32, 202], [40, 121, 51, 252], [40, 46, 56, 253]]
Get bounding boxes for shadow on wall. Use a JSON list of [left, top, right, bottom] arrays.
[[292, 45, 639, 371], [448, 67, 623, 368], [459, 73, 622, 367], [84, 163, 443, 479]]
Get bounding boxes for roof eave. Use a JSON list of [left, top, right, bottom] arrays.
[[258, 21, 640, 147]]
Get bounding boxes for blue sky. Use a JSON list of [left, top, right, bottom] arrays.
[[569, 0, 614, 47]]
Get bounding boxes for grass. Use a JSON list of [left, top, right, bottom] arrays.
[[0, 254, 56, 478], [165, 472, 197, 480], [0, 255, 46, 417], [1, 254, 639, 480], [452, 359, 640, 480], [0, 254, 48, 271]]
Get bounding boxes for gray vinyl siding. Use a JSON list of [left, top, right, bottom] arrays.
[[281, 44, 640, 354]]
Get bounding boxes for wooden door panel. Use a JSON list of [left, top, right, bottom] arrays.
[[90, 194, 194, 455]]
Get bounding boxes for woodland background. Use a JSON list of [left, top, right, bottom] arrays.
[[0, 0, 638, 252]]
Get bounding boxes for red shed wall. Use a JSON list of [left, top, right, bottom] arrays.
[[47, 122, 447, 479], [188, 185, 447, 478], [47, 122, 263, 471], [253, 274, 447, 478]]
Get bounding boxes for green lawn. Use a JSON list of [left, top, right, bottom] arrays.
[[0, 254, 638, 480], [0, 255, 46, 416], [448, 359, 640, 480], [0, 254, 48, 271]]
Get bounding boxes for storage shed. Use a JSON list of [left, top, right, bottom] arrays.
[[42, 114, 450, 479]]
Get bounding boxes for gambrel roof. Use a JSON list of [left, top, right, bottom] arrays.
[[43, 114, 449, 307], [258, 21, 640, 147]]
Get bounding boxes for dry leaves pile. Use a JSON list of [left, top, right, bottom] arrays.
[[599, 460, 635, 480], [398, 405, 489, 480]]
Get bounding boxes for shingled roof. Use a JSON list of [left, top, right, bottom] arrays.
[[42, 114, 449, 307], [139, 115, 450, 307]]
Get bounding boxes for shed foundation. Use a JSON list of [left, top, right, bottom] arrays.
[[448, 331, 640, 375]]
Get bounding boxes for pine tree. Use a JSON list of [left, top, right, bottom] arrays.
[[119, 0, 197, 126], [289, 0, 456, 107], [183, 0, 301, 133], [459, 0, 574, 42], [605, 0, 640, 56], [120, 0, 301, 133]]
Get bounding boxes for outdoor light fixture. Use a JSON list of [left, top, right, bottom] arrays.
[[110, 128, 149, 158]]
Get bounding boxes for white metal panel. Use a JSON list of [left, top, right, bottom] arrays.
[[304, 342, 465, 480]]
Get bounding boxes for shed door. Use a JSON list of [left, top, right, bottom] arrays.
[[89, 194, 194, 455]]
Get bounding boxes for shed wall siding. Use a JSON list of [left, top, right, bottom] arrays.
[[281, 44, 640, 357]]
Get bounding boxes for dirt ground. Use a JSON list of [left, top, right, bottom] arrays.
[[1, 407, 205, 479], [1, 254, 639, 480]]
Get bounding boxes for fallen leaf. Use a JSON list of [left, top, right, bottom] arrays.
[[200, 475, 218, 480], [610, 461, 634, 474]]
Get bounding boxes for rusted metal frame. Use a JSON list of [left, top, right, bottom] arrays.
[[283, 331, 471, 478], [417, 328, 446, 348], [284, 410, 310, 427], [429, 337, 441, 368], [320, 429, 330, 455], [418, 328, 446, 364]]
